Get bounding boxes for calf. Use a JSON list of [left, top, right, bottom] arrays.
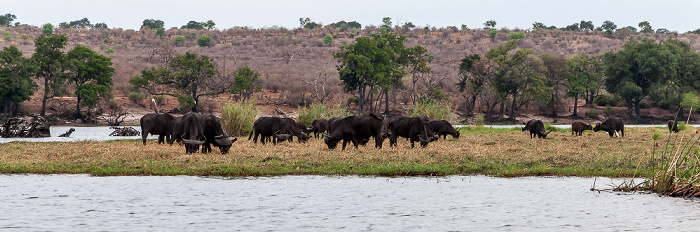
[[311, 119, 329, 138], [428, 120, 460, 139], [571, 122, 593, 136], [668, 120, 679, 133]]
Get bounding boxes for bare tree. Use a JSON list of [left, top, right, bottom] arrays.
[[278, 47, 301, 65], [304, 64, 336, 104]]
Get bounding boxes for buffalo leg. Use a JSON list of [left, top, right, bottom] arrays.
[[142, 131, 148, 145]]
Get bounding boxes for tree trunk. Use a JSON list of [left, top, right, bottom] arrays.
[[76, 95, 82, 120], [41, 77, 49, 117], [509, 92, 517, 121], [634, 100, 641, 121], [384, 89, 390, 115], [498, 102, 505, 120], [358, 85, 365, 114], [572, 94, 579, 117]]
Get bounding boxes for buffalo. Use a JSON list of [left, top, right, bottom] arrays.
[[388, 116, 433, 148], [571, 122, 593, 136], [526, 120, 549, 139], [179, 112, 206, 153], [248, 117, 309, 145], [200, 114, 236, 154], [310, 119, 329, 138], [328, 117, 341, 133], [668, 120, 679, 133], [140, 113, 176, 145], [428, 120, 460, 139], [324, 114, 387, 150], [593, 117, 624, 137], [167, 116, 183, 144], [273, 130, 293, 142]]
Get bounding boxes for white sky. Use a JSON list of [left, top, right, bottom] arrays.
[[6, 0, 700, 32]]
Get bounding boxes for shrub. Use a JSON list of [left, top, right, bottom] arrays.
[[408, 100, 453, 121], [593, 94, 623, 106], [173, 35, 185, 45], [297, 103, 352, 126], [197, 35, 212, 47], [221, 100, 259, 137], [153, 95, 166, 105], [127, 92, 145, 104], [105, 48, 115, 53], [323, 34, 333, 45], [508, 31, 526, 40], [585, 108, 599, 118]]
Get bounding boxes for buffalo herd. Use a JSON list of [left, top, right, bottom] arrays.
[[139, 110, 670, 153]]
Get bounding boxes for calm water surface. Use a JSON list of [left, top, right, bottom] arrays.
[[1, 175, 699, 231], [0, 126, 156, 143]]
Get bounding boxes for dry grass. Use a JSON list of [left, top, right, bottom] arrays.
[[0, 127, 670, 177]]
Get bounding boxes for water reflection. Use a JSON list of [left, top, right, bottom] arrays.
[[0, 126, 156, 143], [1, 175, 699, 231]]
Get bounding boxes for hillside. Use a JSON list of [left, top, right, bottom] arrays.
[[3, 26, 700, 124]]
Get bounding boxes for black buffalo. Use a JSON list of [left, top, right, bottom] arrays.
[[328, 117, 341, 133], [311, 119, 329, 138], [179, 112, 206, 153], [200, 114, 236, 154], [527, 120, 549, 139], [248, 117, 310, 145], [388, 116, 433, 148], [140, 113, 176, 145], [274, 130, 293, 142], [668, 120, 679, 133], [593, 117, 624, 137], [571, 122, 593, 136], [167, 116, 183, 144], [324, 114, 387, 150], [428, 120, 460, 139]]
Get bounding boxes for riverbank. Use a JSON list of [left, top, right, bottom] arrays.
[[0, 127, 675, 177]]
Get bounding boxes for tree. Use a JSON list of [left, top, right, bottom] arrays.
[[229, 66, 262, 102], [488, 29, 498, 42], [69, 18, 91, 28], [405, 45, 431, 105], [203, 20, 215, 30], [656, 28, 670, 34], [579, 21, 594, 31], [173, 35, 186, 45], [601, 20, 617, 32], [323, 34, 333, 45], [0, 46, 38, 116], [487, 39, 545, 121], [0, 13, 16, 27], [457, 54, 493, 116], [130, 52, 232, 112], [299, 18, 322, 29], [483, 20, 497, 29], [42, 23, 53, 35], [660, 40, 700, 119], [567, 53, 605, 117], [181, 21, 203, 29], [532, 22, 546, 30], [539, 53, 569, 117], [32, 34, 69, 117], [141, 19, 165, 30], [638, 21, 653, 33], [508, 31, 525, 40], [92, 23, 108, 29], [604, 39, 676, 120], [562, 23, 579, 31], [197, 35, 212, 47], [66, 45, 114, 120]]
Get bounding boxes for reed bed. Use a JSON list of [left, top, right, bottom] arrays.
[[0, 127, 668, 177]]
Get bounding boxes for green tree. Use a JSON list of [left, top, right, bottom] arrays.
[[488, 29, 498, 42], [604, 39, 676, 120], [457, 54, 493, 115], [32, 34, 69, 117], [562, 23, 579, 31], [229, 66, 262, 102], [92, 23, 108, 29], [0, 46, 38, 116], [181, 21, 203, 29], [532, 22, 546, 30], [579, 20, 594, 31], [141, 19, 164, 30], [567, 53, 605, 117], [661, 40, 700, 119], [197, 35, 212, 47], [42, 23, 53, 35], [156, 28, 165, 38], [299, 18, 322, 29], [638, 21, 653, 33], [656, 28, 670, 34], [405, 45, 431, 105], [487, 39, 545, 120], [508, 31, 525, 40], [323, 34, 333, 45], [66, 45, 114, 120], [484, 20, 496, 29], [203, 20, 215, 30], [130, 52, 231, 112], [601, 20, 617, 36], [0, 13, 17, 27], [69, 18, 91, 28], [539, 53, 569, 117]]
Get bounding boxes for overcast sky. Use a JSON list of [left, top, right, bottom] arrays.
[[7, 0, 700, 32]]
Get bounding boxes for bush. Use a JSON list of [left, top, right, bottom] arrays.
[[323, 34, 333, 45], [127, 92, 145, 104], [408, 100, 453, 121], [105, 48, 115, 53], [173, 35, 185, 45], [297, 103, 352, 126], [153, 95, 166, 105], [593, 94, 623, 106], [508, 31, 526, 40], [585, 108, 599, 118], [221, 100, 259, 137], [197, 35, 212, 47]]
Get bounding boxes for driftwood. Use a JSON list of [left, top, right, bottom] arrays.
[[109, 127, 141, 136], [58, 128, 75, 137], [272, 107, 287, 117], [1, 116, 51, 138]]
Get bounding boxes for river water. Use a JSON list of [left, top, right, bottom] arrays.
[[0, 126, 156, 143], [1, 175, 699, 231]]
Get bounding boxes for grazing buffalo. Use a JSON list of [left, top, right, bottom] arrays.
[[668, 120, 679, 133], [328, 117, 341, 133], [428, 120, 460, 139], [311, 119, 329, 138], [200, 114, 236, 154], [527, 120, 549, 139], [167, 116, 183, 144], [522, 119, 536, 132], [248, 117, 309, 145], [324, 114, 387, 150], [179, 112, 206, 153], [274, 130, 293, 142], [593, 117, 624, 137], [140, 113, 176, 145], [388, 116, 433, 148], [571, 122, 593, 136]]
